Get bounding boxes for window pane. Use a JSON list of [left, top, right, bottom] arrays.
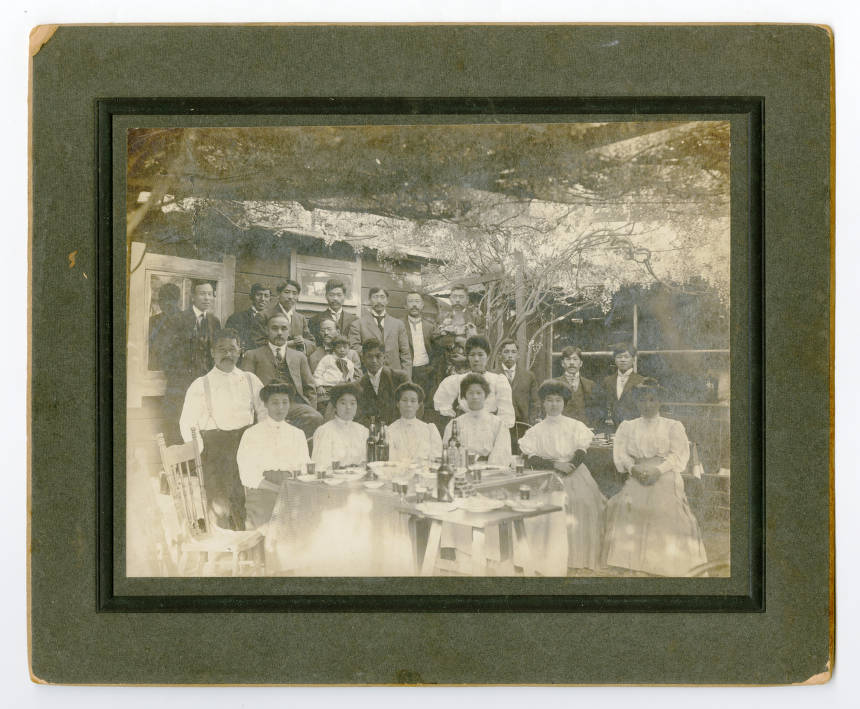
[[296, 268, 354, 301]]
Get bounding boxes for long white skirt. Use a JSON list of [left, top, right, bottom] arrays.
[[603, 471, 707, 576], [563, 464, 607, 570]]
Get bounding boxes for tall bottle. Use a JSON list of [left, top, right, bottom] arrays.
[[436, 448, 454, 502], [366, 418, 378, 464], [448, 419, 463, 471], [375, 424, 390, 462]]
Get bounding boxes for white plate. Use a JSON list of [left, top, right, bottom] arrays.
[[323, 478, 345, 486], [505, 499, 544, 512], [331, 470, 365, 482], [416, 501, 457, 515], [363, 480, 386, 489], [296, 474, 318, 483], [453, 496, 506, 513]]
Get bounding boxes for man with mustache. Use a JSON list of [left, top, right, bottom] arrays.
[[240, 313, 323, 438], [401, 290, 439, 418], [178, 328, 266, 531], [266, 279, 315, 354]]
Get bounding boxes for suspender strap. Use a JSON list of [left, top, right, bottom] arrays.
[[245, 372, 256, 419], [202, 374, 216, 429]]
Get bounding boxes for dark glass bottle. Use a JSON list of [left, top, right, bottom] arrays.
[[448, 419, 462, 471], [436, 448, 453, 502], [366, 418, 378, 464], [375, 424, 390, 462]]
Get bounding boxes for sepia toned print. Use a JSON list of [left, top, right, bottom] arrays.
[[125, 122, 730, 578]]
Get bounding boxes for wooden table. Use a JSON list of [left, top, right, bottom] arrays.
[[269, 469, 563, 576]]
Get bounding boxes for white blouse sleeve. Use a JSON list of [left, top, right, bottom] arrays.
[[236, 425, 263, 488], [612, 420, 636, 473], [570, 419, 595, 452], [487, 416, 512, 465], [433, 375, 460, 418], [427, 422, 443, 460], [656, 419, 690, 474], [493, 374, 516, 429], [517, 424, 541, 457], [311, 423, 334, 468]]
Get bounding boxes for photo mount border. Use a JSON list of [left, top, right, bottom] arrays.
[[98, 96, 763, 614]]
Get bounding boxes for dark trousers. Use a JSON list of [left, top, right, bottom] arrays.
[[411, 363, 437, 424], [200, 428, 248, 531], [286, 402, 324, 439]]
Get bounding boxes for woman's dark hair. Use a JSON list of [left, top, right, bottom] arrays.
[[395, 381, 425, 404], [537, 379, 573, 403], [632, 377, 665, 401], [329, 382, 361, 406], [459, 372, 490, 398], [260, 380, 292, 403], [464, 335, 491, 356]]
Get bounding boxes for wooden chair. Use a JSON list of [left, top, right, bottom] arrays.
[[155, 429, 265, 576]]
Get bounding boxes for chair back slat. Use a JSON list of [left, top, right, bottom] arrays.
[[156, 429, 211, 540]]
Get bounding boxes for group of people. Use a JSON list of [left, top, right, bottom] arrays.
[[151, 277, 707, 576]]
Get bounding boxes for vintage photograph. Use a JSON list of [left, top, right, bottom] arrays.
[[125, 121, 731, 578]]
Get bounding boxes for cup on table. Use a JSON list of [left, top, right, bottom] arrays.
[[465, 450, 478, 469], [513, 455, 525, 476], [305, 462, 315, 478], [415, 485, 428, 503]]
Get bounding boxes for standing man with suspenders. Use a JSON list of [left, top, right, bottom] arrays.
[[179, 328, 266, 531]]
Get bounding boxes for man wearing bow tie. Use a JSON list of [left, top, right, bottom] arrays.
[[348, 287, 412, 379]]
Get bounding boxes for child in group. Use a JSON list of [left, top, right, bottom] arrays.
[[313, 334, 359, 406]]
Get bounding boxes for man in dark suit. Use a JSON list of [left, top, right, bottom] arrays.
[[265, 279, 315, 355], [148, 281, 181, 371], [402, 290, 439, 412], [160, 279, 222, 443], [496, 339, 540, 452], [355, 338, 409, 428], [603, 343, 646, 427], [224, 282, 271, 354], [240, 312, 323, 438], [347, 287, 412, 379], [558, 345, 605, 429], [308, 278, 357, 345]]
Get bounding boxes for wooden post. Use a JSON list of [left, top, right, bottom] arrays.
[[632, 302, 639, 373], [515, 251, 527, 369]]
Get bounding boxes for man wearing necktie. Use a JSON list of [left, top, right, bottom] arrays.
[[266, 279, 315, 354], [495, 339, 539, 452], [347, 287, 412, 379], [602, 342, 645, 427], [160, 279, 222, 443], [308, 278, 357, 345], [241, 313, 324, 438]]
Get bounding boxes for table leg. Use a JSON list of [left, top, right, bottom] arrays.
[[513, 518, 537, 576], [421, 520, 443, 576], [497, 522, 516, 576], [408, 516, 422, 574], [471, 527, 488, 576]]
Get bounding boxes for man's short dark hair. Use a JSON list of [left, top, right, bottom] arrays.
[[612, 342, 637, 358], [499, 338, 518, 351], [277, 279, 302, 294], [406, 290, 424, 301], [157, 282, 180, 304], [368, 286, 389, 298], [190, 278, 216, 294], [362, 337, 384, 354], [450, 284, 469, 296], [330, 334, 349, 348], [250, 283, 270, 298], [212, 328, 240, 347], [325, 278, 346, 294], [561, 346, 583, 359]]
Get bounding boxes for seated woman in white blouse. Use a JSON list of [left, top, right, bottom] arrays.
[[311, 383, 369, 470], [387, 382, 443, 463], [518, 379, 606, 572], [236, 381, 311, 530], [603, 378, 707, 576], [442, 372, 511, 466]]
